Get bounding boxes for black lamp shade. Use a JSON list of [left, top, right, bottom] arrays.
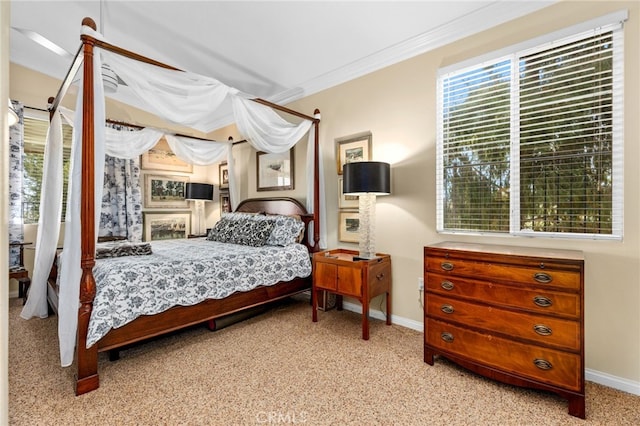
[[343, 161, 390, 195], [185, 183, 214, 201]]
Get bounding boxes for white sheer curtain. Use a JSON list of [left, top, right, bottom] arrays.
[[20, 111, 64, 319], [27, 25, 326, 367]]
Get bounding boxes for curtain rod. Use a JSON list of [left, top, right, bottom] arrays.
[[105, 118, 239, 144]]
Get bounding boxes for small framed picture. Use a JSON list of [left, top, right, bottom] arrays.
[[143, 211, 191, 241], [336, 132, 372, 174], [141, 138, 193, 173], [220, 192, 231, 214], [144, 174, 190, 209], [219, 161, 229, 189], [256, 148, 294, 191], [338, 211, 360, 243], [338, 176, 359, 209]]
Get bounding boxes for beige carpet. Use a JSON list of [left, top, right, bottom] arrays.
[[8, 296, 640, 425]]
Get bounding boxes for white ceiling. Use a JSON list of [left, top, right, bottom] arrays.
[[10, 1, 554, 129]]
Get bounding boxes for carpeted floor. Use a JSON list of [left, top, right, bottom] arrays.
[[8, 296, 640, 425]]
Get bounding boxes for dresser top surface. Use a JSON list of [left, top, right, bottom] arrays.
[[426, 241, 584, 261]]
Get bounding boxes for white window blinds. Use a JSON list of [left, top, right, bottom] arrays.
[[437, 17, 624, 240], [23, 115, 72, 224]]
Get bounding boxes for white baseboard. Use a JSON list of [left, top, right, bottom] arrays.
[[586, 368, 640, 396], [340, 301, 640, 396]]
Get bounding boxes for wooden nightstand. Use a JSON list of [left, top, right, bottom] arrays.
[[312, 248, 392, 340]]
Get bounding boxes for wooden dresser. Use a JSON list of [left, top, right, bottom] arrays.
[[423, 242, 585, 418]]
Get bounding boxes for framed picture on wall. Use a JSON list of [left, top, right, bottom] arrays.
[[220, 192, 231, 215], [144, 174, 190, 209], [338, 211, 360, 243], [143, 212, 191, 241], [141, 138, 193, 173], [338, 176, 359, 209], [336, 132, 372, 174], [219, 161, 229, 189], [256, 148, 294, 191]]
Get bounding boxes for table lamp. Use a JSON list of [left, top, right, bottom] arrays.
[[185, 183, 214, 236], [343, 161, 391, 260]]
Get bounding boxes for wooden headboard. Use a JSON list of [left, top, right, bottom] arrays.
[[234, 197, 317, 252]]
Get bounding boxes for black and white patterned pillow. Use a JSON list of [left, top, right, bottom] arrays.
[[265, 215, 305, 246], [95, 241, 153, 259], [207, 217, 274, 247]]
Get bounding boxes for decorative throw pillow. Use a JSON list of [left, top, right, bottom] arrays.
[[206, 217, 239, 242], [207, 217, 274, 247], [95, 241, 153, 259], [265, 215, 305, 246]]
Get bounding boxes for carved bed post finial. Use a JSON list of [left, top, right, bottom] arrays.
[[47, 97, 55, 120], [82, 17, 97, 31]]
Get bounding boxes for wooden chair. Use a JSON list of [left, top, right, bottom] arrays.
[[9, 242, 32, 304]]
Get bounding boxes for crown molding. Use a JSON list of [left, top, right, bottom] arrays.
[[205, 1, 557, 131], [288, 1, 557, 100]]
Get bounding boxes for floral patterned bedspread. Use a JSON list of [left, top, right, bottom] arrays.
[[87, 238, 311, 347]]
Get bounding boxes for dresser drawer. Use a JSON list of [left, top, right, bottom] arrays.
[[426, 273, 580, 319], [425, 318, 581, 391], [426, 293, 580, 351], [425, 256, 580, 292]]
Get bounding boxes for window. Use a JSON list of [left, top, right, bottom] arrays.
[[22, 111, 72, 223], [437, 18, 624, 240]]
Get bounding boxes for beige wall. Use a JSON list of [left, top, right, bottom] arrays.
[[283, 1, 639, 384], [8, 0, 639, 387]]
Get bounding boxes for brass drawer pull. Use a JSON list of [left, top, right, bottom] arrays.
[[440, 332, 454, 343], [440, 304, 454, 314], [533, 324, 553, 336], [440, 262, 454, 271], [534, 272, 552, 284], [441, 281, 454, 291], [533, 358, 553, 370], [376, 273, 385, 280], [533, 296, 553, 308]]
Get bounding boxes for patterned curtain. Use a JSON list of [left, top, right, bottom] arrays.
[[99, 122, 143, 241], [8, 100, 24, 267]]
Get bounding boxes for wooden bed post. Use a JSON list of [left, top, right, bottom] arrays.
[[75, 17, 99, 395], [313, 109, 321, 251]]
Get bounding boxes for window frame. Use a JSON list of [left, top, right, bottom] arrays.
[[436, 12, 626, 241]]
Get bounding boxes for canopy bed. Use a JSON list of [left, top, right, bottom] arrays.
[[20, 17, 325, 395]]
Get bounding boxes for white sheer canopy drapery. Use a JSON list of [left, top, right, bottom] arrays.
[[22, 23, 325, 367]]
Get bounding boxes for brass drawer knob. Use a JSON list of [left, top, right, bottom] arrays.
[[533, 358, 553, 370], [441, 281, 454, 291], [440, 262, 454, 271], [533, 296, 553, 308], [440, 332, 454, 343], [440, 304, 455, 314], [534, 272, 552, 284], [533, 324, 553, 336]]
